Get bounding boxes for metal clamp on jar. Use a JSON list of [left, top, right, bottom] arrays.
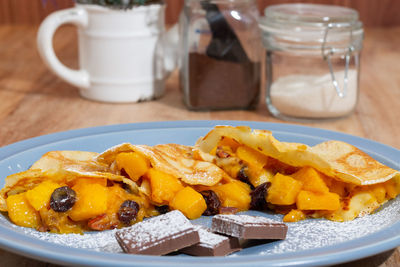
[[259, 3, 364, 121]]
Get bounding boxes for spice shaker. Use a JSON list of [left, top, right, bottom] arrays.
[[180, 0, 262, 110], [260, 4, 364, 120]]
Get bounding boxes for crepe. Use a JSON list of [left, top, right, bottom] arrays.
[[0, 151, 138, 211], [0, 150, 150, 233], [195, 126, 400, 221], [1, 125, 399, 233], [96, 143, 231, 187], [196, 126, 399, 185]]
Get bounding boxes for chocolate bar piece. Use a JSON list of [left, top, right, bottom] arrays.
[[181, 225, 241, 256], [115, 210, 200, 255], [211, 214, 287, 240]]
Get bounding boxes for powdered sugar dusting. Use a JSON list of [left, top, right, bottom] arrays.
[[1, 198, 400, 255], [192, 225, 228, 249], [214, 214, 283, 226], [116, 210, 193, 251]]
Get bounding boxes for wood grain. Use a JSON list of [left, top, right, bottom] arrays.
[[0, 24, 399, 266], [1, 0, 400, 26]]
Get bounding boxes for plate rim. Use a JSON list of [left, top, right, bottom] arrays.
[[0, 120, 399, 267]]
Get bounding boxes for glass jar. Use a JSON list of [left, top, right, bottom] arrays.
[[260, 4, 364, 121], [180, 0, 262, 110]]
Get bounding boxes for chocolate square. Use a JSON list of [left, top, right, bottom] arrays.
[[181, 225, 241, 256], [115, 210, 200, 255], [211, 214, 287, 240]]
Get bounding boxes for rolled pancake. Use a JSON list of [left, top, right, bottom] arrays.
[[195, 126, 399, 185], [96, 143, 231, 187], [0, 150, 137, 211]]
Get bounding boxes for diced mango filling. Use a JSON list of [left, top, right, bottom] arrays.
[[296, 190, 340, 211], [211, 180, 251, 211], [116, 152, 150, 181], [283, 209, 306, 222], [170, 187, 207, 219], [147, 168, 184, 205], [208, 142, 400, 223], [25, 180, 62, 211], [291, 167, 329, 193], [267, 173, 303, 205], [5, 176, 154, 233], [6, 192, 40, 228], [5, 141, 400, 233], [68, 182, 109, 221]]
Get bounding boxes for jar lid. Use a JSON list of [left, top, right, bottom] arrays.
[[260, 3, 363, 43], [264, 3, 359, 25]]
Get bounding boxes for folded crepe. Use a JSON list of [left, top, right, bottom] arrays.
[[195, 126, 400, 221], [0, 142, 233, 233], [0, 150, 150, 233], [95, 143, 233, 219]]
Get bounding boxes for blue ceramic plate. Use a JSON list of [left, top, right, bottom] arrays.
[[0, 121, 399, 267]]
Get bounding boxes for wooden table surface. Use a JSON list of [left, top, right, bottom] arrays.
[[0, 25, 399, 266]]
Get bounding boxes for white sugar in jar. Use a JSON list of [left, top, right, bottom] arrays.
[[259, 4, 363, 121]]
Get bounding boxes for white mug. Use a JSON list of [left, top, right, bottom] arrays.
[[37, 4, 168, 103]]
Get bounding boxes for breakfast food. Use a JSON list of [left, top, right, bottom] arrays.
[[95, 143, 232, 220], [0, 151, 155, 233], [195, 126, 400, 222], [115, 210, 200, 255], [211, 214, 288, 239], [0, 125, 399, 235]]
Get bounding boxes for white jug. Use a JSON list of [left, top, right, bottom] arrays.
[[37, 3, 178, 103]]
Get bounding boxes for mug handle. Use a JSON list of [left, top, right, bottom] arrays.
[[37, 8, 90, 89]]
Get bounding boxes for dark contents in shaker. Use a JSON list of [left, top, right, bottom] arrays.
[[185, 3, 260, 110], [188, 53, 260, 109]]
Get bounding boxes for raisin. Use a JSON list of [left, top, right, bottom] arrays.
[[237, 166, 254, 189], [120, 168, 129, 178], [118, 200, 139, 225], [250, 182, 271, 210], [201, 190, 221, 216], [50, 186, 77, 212], [155, 205, 170, 214]]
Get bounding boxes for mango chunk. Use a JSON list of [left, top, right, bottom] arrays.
[[69, 183, 108, 221], [267, 173, 302, 205], [217, 136, 240, 151], [116, 152, 150, 181], [283, 209, 306, 222], [147, 168, 184, 205], [170, 187, 207, 219], [212, 180, 251, 211], [236, 145, 269, 170], [296, 190, 340, 211], [25, 180, 61, 211], [6, 193, 40, 228], [292, 167, 329, 193]]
